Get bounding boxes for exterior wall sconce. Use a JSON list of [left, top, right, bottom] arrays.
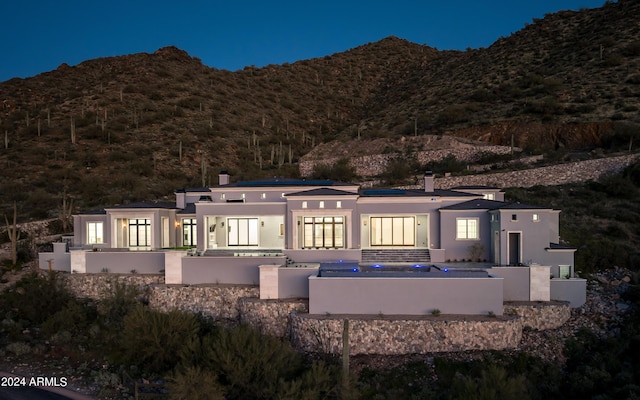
[[363, 220, 367, 226], [417, 220, 421, 225]]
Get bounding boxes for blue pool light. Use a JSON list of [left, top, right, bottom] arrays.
[[443, 268, 449, 272], [371, 264, 384, 269], [411, 264, 426, 269], [351, 268, 359, 272]]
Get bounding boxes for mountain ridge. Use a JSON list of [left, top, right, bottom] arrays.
[[1, 0, 639, 221]]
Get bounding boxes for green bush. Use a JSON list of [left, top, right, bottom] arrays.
[[0, 272, 73, 327], [41, 299, 97, 341], [117, 304, 200, 374], [210, 324, 306, 399], [311, 158, 356, 182], [448, 364, 529, 400], [167, 366, 226, 400], [175, 324, 340, 400], [423, 154, 467, 175]]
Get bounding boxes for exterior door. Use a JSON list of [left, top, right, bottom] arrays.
[[494, 231, 500, 265], [508, 232, 521, 265]]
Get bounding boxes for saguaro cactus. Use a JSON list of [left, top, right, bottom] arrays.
[[4, 202, 20, 266], [60, 188, 73, 233]]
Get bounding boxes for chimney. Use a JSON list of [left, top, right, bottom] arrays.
[[175, 188, 186, 209], [424, 171, 434, 192], [218, 170, 230, 186]]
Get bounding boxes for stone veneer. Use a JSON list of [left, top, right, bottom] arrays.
[[238, 298, 309, 338], [435, 153, 640, 189], [504, 301, 571, 331], [299, 145, 516, 178], [63, 273, 164, 299], [147, 284, 259, 321], [289, 314, 523, 355], [61, 274, 571, 353]]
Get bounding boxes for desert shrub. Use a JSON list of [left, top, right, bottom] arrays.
[[437, 105, 468, 125], [98, 281, 140, 332], [197, 324, 338, 400], [448, 364, 530, 400], [311, 158, 356, 182], [117, 304, 200, 374], [0, 272, 73, 327], [423, 154, 467, 175], [526, 96, 562, 115], [359, 360, 436, 399], [167, 366, 226, 400], [383, 158, 415, 185], [211, 324, 304, 398], [41, 298, 97, 342]]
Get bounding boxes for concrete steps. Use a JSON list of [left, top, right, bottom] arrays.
[[361, 249, 431, 263]]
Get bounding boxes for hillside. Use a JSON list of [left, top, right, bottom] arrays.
[[1, 0, 639, 221]]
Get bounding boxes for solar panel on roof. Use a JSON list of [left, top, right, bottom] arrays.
[[362, 189, 406, 195], [236, 179, 334, 186]]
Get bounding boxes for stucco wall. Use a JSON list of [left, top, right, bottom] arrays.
[[308, 275, 504, 316], [84, 251, 165, 274], [181, 256, 285, 285], [550, 279, 587, 307]]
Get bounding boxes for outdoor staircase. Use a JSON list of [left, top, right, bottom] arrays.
[[361, 249, 431, 264], [202, 249, 284, 257]]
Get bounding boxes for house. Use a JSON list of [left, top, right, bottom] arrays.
[[41, 171, 584, 313], [69, 171, 574, 266]]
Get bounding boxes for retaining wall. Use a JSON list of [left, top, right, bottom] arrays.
[[63, 273, 164, 299], [299, 145, 516, 178], [147, 284, 259, 321], [290, 314, 523, 355], [504, 301, 571, 330], [435, 153, 640, 189], [60, 274, 571, 353]]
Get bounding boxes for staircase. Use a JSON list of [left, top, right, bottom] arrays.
[[361, 249, 431, 264]]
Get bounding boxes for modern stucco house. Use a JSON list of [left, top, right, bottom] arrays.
[[69, 171, 574, 267], [40, 171, 584, 314]]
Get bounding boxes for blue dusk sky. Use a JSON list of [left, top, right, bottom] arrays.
[[1, 0, 606, 82]]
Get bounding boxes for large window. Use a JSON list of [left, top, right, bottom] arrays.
[[228, 218, 258, 246], [87, 222, 104, 244], [370, 217, 415, 246], [129, 218, 151, 247], [182, 218, 197, 246], [303, 216, 344, 248], [456, 218, 479, 240]]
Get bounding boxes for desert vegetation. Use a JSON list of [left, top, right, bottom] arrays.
[[1, 1, 640, 220]]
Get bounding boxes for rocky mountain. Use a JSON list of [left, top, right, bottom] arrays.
[[0, 0, 639, 221]]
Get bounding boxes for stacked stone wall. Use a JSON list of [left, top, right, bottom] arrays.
[[238, 298, 308, 337], [63, 273, 164, 299], [299, 146, 516, 178], [436, 153, 639, 189], [504, 301, 571, 330], [290, 314, 523, 355], [147, 284, 259, 321], [60, 274, 571, 353]]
